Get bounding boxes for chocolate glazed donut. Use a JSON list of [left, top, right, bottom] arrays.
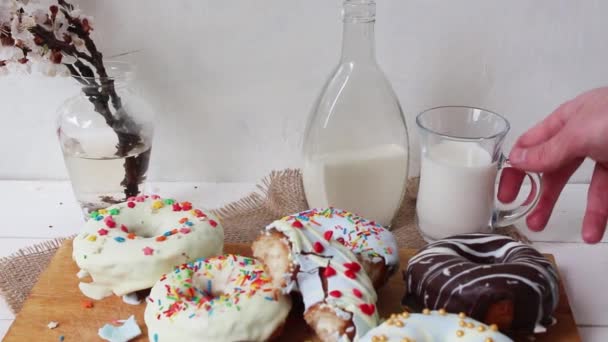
[[403, 234, 559, 334]]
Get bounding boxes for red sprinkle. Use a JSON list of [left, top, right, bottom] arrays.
[[81, 300, 94, 309], [345, 270, 357, 279], [323, 266, 337, 278], [329, 290, 342, 298], [209, 220, 218, 228], [337, 237, 346, 245], [193, 209, 206, 217], [353, 288, 363, 298], [127, 201, 136, 208], [172, 203, 182, 211], [359, 303, 375, 315], [105, 219, 116, 228], [151, 194, 160, 199], [171, 228, 179, 235], [323, 230, 333, 241], [181, 202, 192, 211], [121, 225, 129, 233], [344, 262, 361, 273], [156, 236, 167, 242], [97, 229, 108, 236], [291, 220, 304, 229], [179, 217, 188, 224], [313, 242, 324, 253]]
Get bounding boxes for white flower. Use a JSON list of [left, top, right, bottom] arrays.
[[69, 8, 82, 18], [0, 46, 24, 61], [72, 36, 86, 52], [61, 52, 77, 64], [10, 13, 35, 41], [31, 8, 48, 25], [7, 59, 31, 74]]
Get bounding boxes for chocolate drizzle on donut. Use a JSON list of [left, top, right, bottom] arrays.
[[403, 234, 559, 334]]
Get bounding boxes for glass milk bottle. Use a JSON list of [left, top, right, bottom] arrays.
[[302, 0, 409, 227]]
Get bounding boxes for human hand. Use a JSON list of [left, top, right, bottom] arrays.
[[498, 87, 608, 243]]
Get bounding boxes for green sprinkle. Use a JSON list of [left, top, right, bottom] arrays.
[[109, 208, 120, 215], [164, 198, 175, 205], [89, 211, 98, 218]]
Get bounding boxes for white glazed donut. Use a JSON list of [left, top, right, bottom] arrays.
[[144, 254, 292, 342], [72, 195, 224, 300], [253, 208, 394, 341], [360, 310, 513, 342]]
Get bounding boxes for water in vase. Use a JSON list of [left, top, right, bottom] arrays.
[[61, 131, 151, 215]]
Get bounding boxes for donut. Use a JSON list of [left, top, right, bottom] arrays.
[[252, 208, 385, 341], [73, 195, 224, 300], [144, 254, 291, 342], [403, 233, 559, 334], [255, 208, 399, 288], [360, 309, 513, 342]]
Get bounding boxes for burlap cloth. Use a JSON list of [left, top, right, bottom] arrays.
[[0, 169, 527, 314]]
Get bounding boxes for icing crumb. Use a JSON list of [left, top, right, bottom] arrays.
[[98, 315, 142, 342], [47, 321, 59, 329]]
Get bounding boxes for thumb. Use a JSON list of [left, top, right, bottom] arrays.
[[508, 128, 578, 172]]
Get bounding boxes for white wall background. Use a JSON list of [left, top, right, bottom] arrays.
[[1, 0, 605, 183]]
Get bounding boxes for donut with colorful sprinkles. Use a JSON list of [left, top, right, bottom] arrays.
[[144, 254, 291, 342], [252, 208, 391, 341], [72, 195, 224, 300]]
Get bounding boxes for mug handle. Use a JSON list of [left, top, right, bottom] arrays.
[[492, 154, 543, 228]]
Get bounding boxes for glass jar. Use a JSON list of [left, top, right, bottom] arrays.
[[56, 62, 154, 216], [302, 0, 409, 227]]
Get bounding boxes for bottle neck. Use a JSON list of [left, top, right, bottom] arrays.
[[340, 0, 376, 63], [341, 21, 376, 62]]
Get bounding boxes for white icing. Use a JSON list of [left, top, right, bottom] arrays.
[[284, 208, 399, 267], [267, 209, 383, 341], [122, 292, 142, 305], [72, 196, 224, 299], [79, 282, 113, 300], [77, 269, 89, 279], [359, 311, 513, 342], [144, 255, 291, 342]]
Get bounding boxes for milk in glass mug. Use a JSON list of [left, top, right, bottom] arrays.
[[415, 106, 541, 241]]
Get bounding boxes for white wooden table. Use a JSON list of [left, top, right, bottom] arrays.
[[0, 181, 606, 341]]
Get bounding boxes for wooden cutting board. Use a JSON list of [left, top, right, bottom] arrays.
[[4, 240, 581, 342]]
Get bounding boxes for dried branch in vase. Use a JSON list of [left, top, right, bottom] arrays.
[[1, 0, 149, 200]]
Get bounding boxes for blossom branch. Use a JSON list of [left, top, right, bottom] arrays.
[[1, 0, 149, 199]]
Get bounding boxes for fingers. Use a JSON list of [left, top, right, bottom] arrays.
[[582, 163, 608, 244], [514, 101, 572, 148], [497, 168, 526, 203], [524, 158, 584, 231], [508, 126, 581, 173]]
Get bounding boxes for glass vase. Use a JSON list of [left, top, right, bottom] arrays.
[[302, 0, 409, 227], [56, 62, 154, 217]]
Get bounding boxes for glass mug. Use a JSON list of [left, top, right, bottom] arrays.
[[415, 106, 541, 242]]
